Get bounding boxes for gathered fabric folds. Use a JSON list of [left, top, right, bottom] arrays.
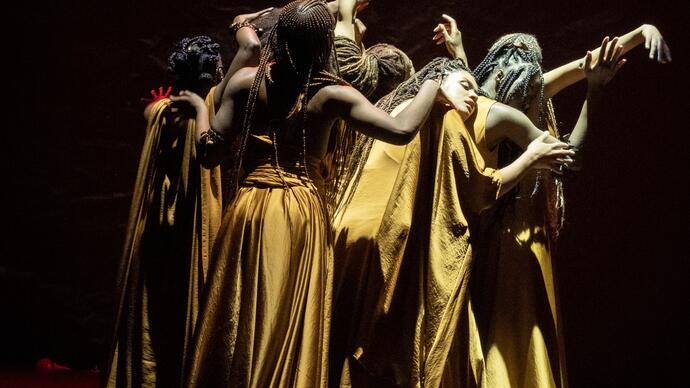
[[185, 136, 332, 388], [106, 89, 222, 388], [346, 105, 501, 388], [467, 96, 568, 388]]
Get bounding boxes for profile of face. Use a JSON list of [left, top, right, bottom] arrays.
[[441, 70, 479, 120]]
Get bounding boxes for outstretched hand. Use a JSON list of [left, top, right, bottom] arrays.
[[147, 86, 172, 102], [432, 14, 467, 64], [584, 36, 627, 88], [641, 24, 672, 63], [527, 131, 575, 173]]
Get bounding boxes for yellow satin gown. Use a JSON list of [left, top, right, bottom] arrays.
[[185, 134, 332, 388], [470, 96, 567, 388], [334, 104, 502, 387], [107, 89, 222, 388]]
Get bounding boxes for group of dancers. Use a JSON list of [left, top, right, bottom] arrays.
[[105, 0, 671, 387]]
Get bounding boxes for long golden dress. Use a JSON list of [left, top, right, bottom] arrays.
[[469, 96, 567, 388], [106, 89, 223, 388], [184, 133, 332, 387], [331, 103, 408, 387], [341, 105, 502, 387]]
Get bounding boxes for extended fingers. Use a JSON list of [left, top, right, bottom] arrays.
[[604, 37, 619, 64], [584, 51, 593, 71], [441, 14, 457, 31], [662, 41, 672, 63]]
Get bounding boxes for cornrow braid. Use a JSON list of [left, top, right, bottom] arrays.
[[473, 33, 565, 239], [228, 0, 348, 209]]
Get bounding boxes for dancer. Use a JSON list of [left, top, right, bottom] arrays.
[[105, 36, 223, 388], [332, 53, 601, 387], [435, 16, 664, 387], [170, 1, 449, 386]]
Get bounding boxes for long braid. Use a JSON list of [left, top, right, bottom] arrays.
[[229, 26, 277, 199], [333, 57, 469, 217], [473, 32, 565, 239]]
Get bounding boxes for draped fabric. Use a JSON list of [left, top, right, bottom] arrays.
[[330, 104, 409, 387], [184, 136, 332, 388], [469, 96, 568, 388], [345, 105, 502, 387], [106, 89, 222, 387]]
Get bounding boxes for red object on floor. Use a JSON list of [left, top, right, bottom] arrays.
[[35, 358, 72, 372], [0, 368, 99, 388]]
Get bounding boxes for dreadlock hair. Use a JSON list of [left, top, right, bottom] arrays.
[[473, 33, 545, 123], [167, 35, 221, 96], [332, 57, 470, 218], [473, 33, 565, 239], [377, 57, 469, 113], [367, 43, 416, 102], [229, 0, 348, 215]]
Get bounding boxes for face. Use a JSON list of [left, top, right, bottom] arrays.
[[441, 70, 479, 120]]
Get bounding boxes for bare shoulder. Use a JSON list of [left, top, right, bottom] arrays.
[[486, 102, 530, 127], [310, 84, 360, 114]]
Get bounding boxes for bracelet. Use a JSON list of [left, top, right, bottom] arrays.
[[200, 128, 226, 145], [230, 21, 259, 35]]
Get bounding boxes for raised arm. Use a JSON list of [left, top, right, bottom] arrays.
[[486, 37, 625, 168], [325, 79, 442, 145], [172, 67, 254, 168], [432, 14, 469, 67], [544, 24, 670, 98], [213, 8, 273, 107], [334, 0, 358, 42]]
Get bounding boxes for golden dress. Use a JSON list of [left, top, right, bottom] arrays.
[[342, 105, 502, 387], [184, 134, 332, 388], [470, 96, 567, 388], [106, 89, 223, 388]]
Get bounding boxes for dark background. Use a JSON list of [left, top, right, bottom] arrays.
[[2, 0, 687, 386]]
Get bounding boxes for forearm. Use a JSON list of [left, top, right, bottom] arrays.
[[496, 150, 535, 197], [334, 0, 357, 41], [544, 26, 645, 98], [388, 80, 440, 143]]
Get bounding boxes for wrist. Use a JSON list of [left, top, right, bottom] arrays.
[[230, 20, 258, 35]]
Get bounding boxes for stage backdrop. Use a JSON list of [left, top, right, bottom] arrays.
[[2, 0, 687, 386]]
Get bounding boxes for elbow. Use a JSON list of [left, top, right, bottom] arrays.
[[389, 126, 417, 145], [240, 39, 261, 55]]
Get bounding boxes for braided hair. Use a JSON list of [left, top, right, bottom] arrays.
[[230, 0, 347, 212], [473, 33, 565, 238], [167, 35, 221, 96], [367, 43, 416, 102], [473, 33, 545, 123], [334, 57, 470, 217]]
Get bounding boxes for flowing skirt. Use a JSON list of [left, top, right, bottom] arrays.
[[186, 164, 332, 388]]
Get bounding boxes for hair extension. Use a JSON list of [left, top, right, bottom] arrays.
[[227, 0, 348, 212], [333, 57, 470, 217], [473, 33, 565, 239], [367, 43, 415, 102], [167, 35, 221, 96]]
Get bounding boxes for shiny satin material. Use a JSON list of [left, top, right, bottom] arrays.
[[335, 105, 502, 387], [470, 97, 568, 388], [185, 137, 332, 387], [106, 89, 222, 388]]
